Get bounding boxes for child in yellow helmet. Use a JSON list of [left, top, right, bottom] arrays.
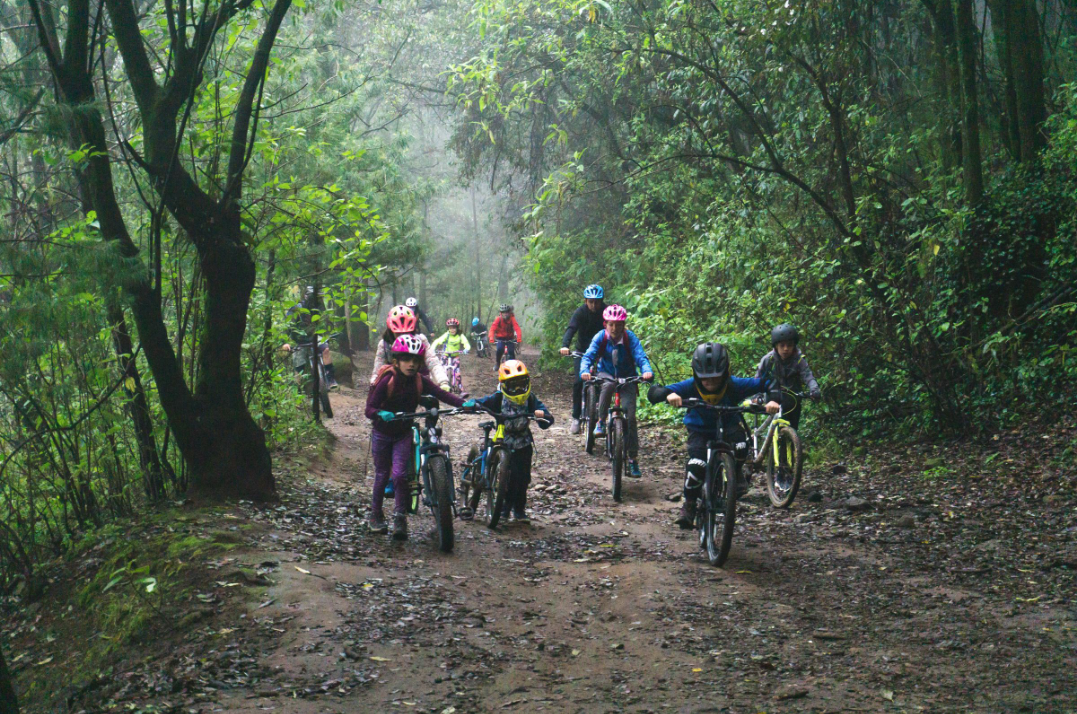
[[462, 360, 553, 524]]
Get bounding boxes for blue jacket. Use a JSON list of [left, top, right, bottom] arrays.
[[580, 329, 652, 379], [661, 376, 770, 434]]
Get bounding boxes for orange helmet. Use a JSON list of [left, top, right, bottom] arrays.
[[498, 360, 531, 404]]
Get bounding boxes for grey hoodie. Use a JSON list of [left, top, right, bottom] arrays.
[[755, 348, 818, 394]]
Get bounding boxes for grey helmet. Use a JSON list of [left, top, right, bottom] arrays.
[[771, 323, 799, 346]]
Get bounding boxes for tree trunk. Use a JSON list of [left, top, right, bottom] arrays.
[[987, 0, 1022, 159], [954, 0, 984, 205], [1006, 0, 1047, 159], [0, 644, 17, 714], [924, 0, 963, 171], [108, 303, 170, 501]]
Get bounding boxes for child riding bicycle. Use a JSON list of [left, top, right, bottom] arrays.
[[431, 318, 471, 395], [370, 305, 450, 390], [366, 335, 465, 540], [647, 342, 780, 529], [579, 305, 653, 478], [559, 284, 607, 434], [490, 305, 523, 369], [462, 360, 553, 524], [755, 323, 821, 429]]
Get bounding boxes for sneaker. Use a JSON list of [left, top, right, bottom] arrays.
[[327, 378, 340, 391], [368, 512, 388, 534], [593, 420, 606, 437], [675, 501, 696, 530], [570, 419, 581, 435], [392, 513, 408, 541], [384, 480, 395, 497], [628, 460, 642, 478], [512, 509, 531, 525], [458, 507, 474, 521]]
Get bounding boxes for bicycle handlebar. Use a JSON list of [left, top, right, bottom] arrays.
[[384, 406, 470, 422], [677, 397, 766, 414], [562, 351, 587, 358], [590, 375, 651, 385], [466, 403, 553, 427]]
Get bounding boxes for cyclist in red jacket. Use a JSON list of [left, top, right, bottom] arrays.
[[490, 304, 523, 368]]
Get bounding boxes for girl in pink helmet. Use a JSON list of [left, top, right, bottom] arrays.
[[365, 335, 464, 539], [369, 305, 449, 388]]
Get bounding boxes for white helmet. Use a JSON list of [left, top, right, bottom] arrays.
[[405, 297, 418, 308]]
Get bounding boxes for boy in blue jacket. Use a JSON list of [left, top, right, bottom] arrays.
[[647, 342, 780, 529], [580, 304, 653, 478], [463, 360, 553, 524]]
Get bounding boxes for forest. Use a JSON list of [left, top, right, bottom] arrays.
[[1, 0, 1074, 711]]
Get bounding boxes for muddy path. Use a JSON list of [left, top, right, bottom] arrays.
[[209, 347, 1075, 714]]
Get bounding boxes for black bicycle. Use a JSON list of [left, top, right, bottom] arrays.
[[675, 398, 766, 566], [564, 351, 598, 453], [288, 339, 333, 419], [383, 397, 468, 552], [590, 375, 648, 502], [497, 339, 519, 365], [471, 331, 488, 358], [459, 405, 551, 528]]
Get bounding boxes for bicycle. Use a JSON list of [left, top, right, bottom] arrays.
[[675, 397, 766, 566], [382, 397, 469, 552], [564, 351, 599, 454], [590, 375, 647, 502], [458, 405, 551, 528], [435, 349, 468, 394], [743, 390, 810, 509], [287, 339, 333, 419], [471, 331, 488, 358], [496, 339, 519, 365]]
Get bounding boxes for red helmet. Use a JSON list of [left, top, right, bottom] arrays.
[[446, 318, 460, 327], [387, 305, 417, 333], [391, 334, 426, 356], [603, 304, 628, 322]]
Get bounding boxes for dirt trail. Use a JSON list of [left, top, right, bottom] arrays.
[[209, 347, 1075, 714]]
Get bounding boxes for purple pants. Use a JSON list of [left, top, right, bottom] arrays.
[[371, 431, 412, 516]]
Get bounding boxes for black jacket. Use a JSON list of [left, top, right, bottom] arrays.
[[562, 303, 605, 351]]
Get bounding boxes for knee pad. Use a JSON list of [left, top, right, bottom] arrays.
[[684, 458, 706, 490]]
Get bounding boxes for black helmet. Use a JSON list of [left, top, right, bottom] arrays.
[[771, 324, 799, 346], [692, 342, 729, 380]]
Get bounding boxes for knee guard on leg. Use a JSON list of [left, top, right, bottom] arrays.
[[684, 458, 706, 499]]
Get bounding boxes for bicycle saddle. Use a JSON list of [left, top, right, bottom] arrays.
[[479, 421, 495, 430]]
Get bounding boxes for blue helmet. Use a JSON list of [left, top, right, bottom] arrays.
[[472, 317, 480, 326], [583, 284, 604, 300]]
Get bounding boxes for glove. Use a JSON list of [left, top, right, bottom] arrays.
[[810, 389, 822, 401], [376, 410, 395, 422], [440, 382, 451, 391], [462, 400, 477, 410]]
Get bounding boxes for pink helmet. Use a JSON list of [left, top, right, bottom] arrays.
[[387, 305, 417, 333], [446, 318, 460, 327], [603, 304, 628, 322], [391, 334, 426, 356]]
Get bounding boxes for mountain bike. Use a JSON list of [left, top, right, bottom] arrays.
[[591, 375, 647, 502], [497, 339, 519, 365], [458, 405, 551, 529], [435, 349, 467, 394], [676, 398, 766, 566], [471, 331, 488, 358], [564, 351, 598, 454], [743, 391, 810, 508], [383, 397, 468, 552], [288, 339, 333, 419]]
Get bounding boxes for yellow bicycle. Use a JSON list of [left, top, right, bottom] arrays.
[[743, 391, 808, 508]]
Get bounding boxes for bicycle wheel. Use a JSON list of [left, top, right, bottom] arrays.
[[766, 426, 803, 508], [610, 418, 624, 502], [428, 455, 454, 553], [704, 452, 738, 567], [482, 451, 499, 523], [489, 449, 512, 529], [460, 445, 480, 511], [584, 387, 597, 455], [319, 390, 333, 419]]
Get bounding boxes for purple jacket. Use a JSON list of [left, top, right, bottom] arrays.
[[365, 370, 464, 438]]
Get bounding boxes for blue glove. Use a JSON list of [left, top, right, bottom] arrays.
[[462, 400, 476, 410], [376, 410, 395, 422]]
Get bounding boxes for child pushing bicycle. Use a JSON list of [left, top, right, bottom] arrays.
[[647, 342, 780, 529], [365, 335, 465, 540], [755, 324, 821, 429], [462, 360, 553, 524]]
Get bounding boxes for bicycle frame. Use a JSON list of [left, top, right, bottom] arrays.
[[745, 391, 804, 469], [392, 406, 459, 515]]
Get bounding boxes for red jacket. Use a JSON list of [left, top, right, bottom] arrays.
[[491, 314, 522, 342]]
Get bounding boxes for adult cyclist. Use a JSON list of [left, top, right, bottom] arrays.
[[282, 285, 338, 389], [405, 297, 434, 335], [491, 304, 523, 369], [559, 285, 606, 434]]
